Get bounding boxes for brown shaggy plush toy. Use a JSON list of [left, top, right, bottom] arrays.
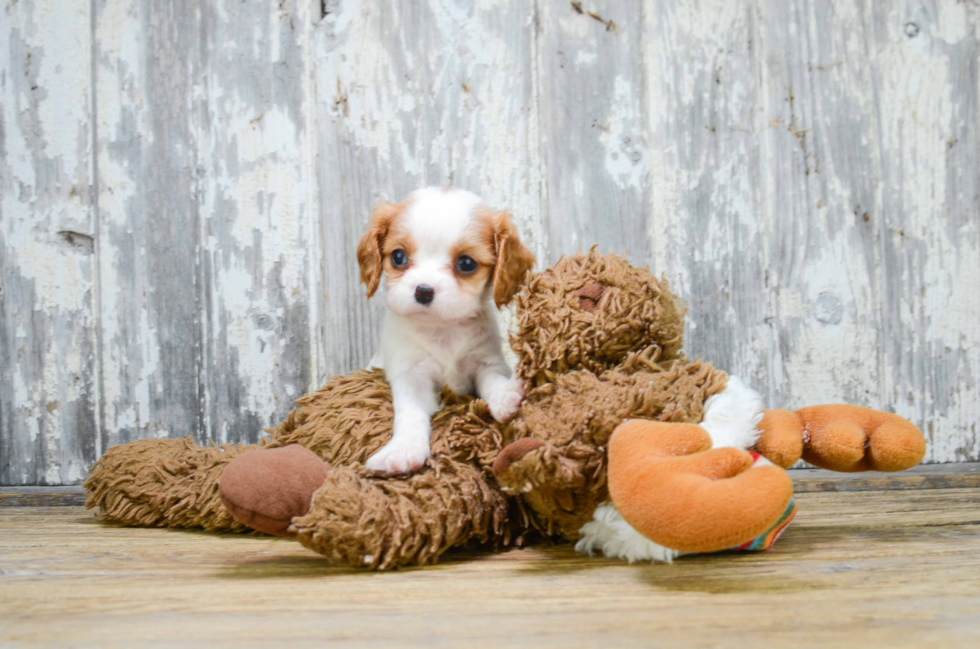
[[85, 251, 926, 568]]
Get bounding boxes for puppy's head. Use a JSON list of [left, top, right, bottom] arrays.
[[357, 187, 535, 322]]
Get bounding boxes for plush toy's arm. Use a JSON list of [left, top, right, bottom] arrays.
[[492, 438, 595, 538], [493, 410, 798, 554], [493, 439, 584, 494], [292, 457, 512, 569], [491, 362, 732, 539], [220, 444, 513, 570], [753, 405, 926, 472]]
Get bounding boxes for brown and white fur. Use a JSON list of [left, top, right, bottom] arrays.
[[357, 187, 536, 474]]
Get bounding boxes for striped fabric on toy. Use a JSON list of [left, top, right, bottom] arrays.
[[732, 497, 797, 552]]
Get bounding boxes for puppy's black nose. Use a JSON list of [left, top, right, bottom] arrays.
[[414, 284, 435, 305]]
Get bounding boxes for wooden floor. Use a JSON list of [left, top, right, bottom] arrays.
[[2, 487, 980, 647]]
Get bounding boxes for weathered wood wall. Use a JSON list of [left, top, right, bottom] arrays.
[[2, 0, 977, 484]]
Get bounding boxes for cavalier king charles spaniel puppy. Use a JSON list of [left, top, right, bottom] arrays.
[[357, 187, 536, 474]]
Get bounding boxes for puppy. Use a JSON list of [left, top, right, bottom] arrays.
[[356, 187, 536, 474]]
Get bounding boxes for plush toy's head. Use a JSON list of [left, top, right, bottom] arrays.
[[492, 250, 730, 539], [512, 250, 686, 387]]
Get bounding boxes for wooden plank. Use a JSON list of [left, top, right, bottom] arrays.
[[93, 0, 208, 448], [535, 0, 649, 264], [792, 460, 980, 479], [872, 1, 980, 463], [794, 472, 980, 493], [756, 0, 885, 411], [196, 0, 316, 444], [94, 0, 317, 451], [312, 0, 545, 377], [0, 488, 86, 508], [2, 489, 980, 645], [0, 0, 99, 484], [643, 1, 772, 395], [791, 461, 980, 492]]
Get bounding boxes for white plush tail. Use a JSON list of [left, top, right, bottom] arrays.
[[576, 503, 682, 564], [700, 375, 764, 450]]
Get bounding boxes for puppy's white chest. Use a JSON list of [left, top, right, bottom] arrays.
[[380, 309, 501, 397], [415, 325, 485, 393]]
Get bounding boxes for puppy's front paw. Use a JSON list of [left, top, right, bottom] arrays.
[[488, 378, 525, 424], [365, 436, 431, 474]]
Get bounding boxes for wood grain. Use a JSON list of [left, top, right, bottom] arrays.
[[872, 1, 980, 463], [1, 0, 99, 484], [757, 0, 886, 412], [644, 0, 772, 398], [3, 489, 980, 646], [536, 0, 650, 263], [2, 0, 979, 484], [92, 0, 316, 452]]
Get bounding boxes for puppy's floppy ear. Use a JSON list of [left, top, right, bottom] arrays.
[[356, 202, 398, 298], [491, 211, 536, 308]]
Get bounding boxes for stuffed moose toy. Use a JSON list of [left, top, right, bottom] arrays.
[[85, 250, 926, 569]]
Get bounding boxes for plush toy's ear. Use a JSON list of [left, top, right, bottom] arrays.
[[491, 211, 536, 308], [356, 202, 400, 298]]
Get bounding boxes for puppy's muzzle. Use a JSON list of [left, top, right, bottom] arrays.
[[414, 284, 435, 305]]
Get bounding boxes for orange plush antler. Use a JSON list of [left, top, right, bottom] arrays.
[[607, 420, 794, 554], [753, 405, 926, 472]]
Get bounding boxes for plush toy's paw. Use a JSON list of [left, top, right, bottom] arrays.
[[487, 378, 525, 424], [492, 438, 546, 483], [219, 445, 329, 536], [365, 435, 431, 474], [492, 437, 589, 538], [493, 438, 584, 492], [795, 405, 926, 472], [608, 420, 794, 554]]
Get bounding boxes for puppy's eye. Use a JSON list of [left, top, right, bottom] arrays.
[[455, 255, 478, 275], [391, 249, 408, 268]]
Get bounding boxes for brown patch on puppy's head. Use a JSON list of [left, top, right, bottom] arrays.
[[357, 200, 408, 298], [485, 210, 536, 308]]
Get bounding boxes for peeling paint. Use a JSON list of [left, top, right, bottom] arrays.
[[538, 0, 648, 262], [2, 0, 98, 484], [873, 0, 980, 462]]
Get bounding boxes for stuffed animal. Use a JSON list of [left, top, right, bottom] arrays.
[[481, 250, 925, 561], [85, 251, 926, 568]]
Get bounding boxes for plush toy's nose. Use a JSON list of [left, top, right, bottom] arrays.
[[414, 284, 435, 305], [574, 282, 607, 312]]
